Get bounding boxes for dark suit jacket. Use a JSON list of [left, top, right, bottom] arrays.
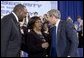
[[1, 13, 22, 57], [50, 20, 79, 57], [25, 30, 50, 57]]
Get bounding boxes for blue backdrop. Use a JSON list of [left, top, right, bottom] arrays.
[[58, 1, 83, 22], [58, 1, 83, 57]]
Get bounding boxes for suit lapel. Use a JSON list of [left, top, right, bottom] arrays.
[[10, 13, 21, 34], [56, 20, 63, 45], [10, 13, 20, 28]]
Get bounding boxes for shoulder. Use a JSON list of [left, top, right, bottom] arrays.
[[1, 13, 14, 23], [59, 20, 67, 26], [60, 20, 74, 29], [1, 15, 14, 27], [61, 20, 73, 26], [2, 13, 13, 19], [27, 30, 35, 36]]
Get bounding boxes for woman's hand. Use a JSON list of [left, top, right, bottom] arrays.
[[41, 42, 49, 49]]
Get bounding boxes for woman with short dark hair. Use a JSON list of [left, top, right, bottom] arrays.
[[25, 16, 50, 57]]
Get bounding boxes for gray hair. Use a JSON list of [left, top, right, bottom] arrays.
[[47, 9, 61, 19]]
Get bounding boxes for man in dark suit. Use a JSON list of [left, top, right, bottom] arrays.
[[1, 4, 28, 57], [46, 9, 79, 57]]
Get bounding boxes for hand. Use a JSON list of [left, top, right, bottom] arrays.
[[20, 29, 24, 34], [42, 42, 49, 49], [81, 33, 83, 36], [44, 27, 49, 34]]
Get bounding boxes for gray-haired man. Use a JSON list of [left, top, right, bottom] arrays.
[[46, 9, 79, 57]]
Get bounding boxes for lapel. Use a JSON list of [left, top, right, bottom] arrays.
[[10, 13, 20, 28], [56, 20, 63, 45], [10, 13, 21, 33]]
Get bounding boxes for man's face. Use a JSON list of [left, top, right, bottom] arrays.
[[46, 14, 56, 25], [77, 18, 81, 23], [19, 7, 28, 22]]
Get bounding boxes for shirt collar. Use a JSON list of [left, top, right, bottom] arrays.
[[12, 12, 19, 22], [55, 19, 60, 27]]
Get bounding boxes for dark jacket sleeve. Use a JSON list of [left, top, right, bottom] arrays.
[[1, 16, 12, 56]]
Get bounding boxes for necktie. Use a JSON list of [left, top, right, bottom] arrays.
[[50, 26, 57, 57]]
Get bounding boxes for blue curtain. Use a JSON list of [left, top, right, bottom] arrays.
[[58, 1, 83, 22], [58, 1, 83, 57]]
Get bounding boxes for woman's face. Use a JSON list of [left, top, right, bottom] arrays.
[[34, 19, 42, 30]]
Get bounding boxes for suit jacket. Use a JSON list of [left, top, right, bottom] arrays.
[[1, 13, 22, 57], [25, 30, 50, 57], [50, 20, 79, 57]]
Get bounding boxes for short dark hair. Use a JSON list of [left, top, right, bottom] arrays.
[[28, 16, 41, 29], [34, 12, 38, 15], [13, 4, 25, 12], [44, 14, 47, 16], [77, 16, 81, 19]]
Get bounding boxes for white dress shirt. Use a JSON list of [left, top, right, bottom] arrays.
[[12, 12, 19, 22], [55, 19, 60, 35]]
